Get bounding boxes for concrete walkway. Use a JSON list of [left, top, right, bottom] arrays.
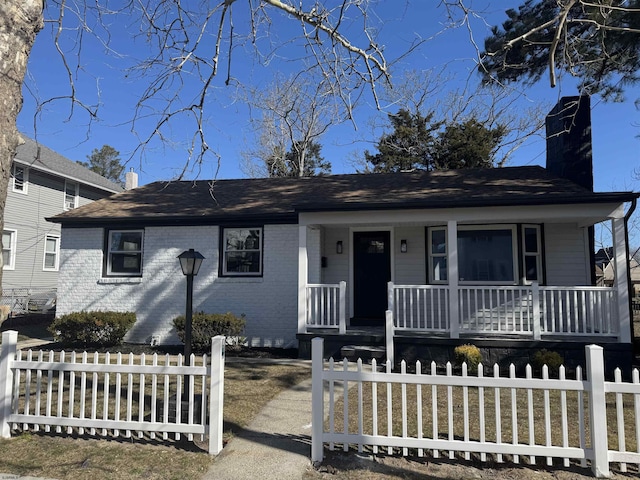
[[202, 376, 315, 480]]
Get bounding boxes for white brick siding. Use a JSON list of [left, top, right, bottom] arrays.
[[58, 224, 299, 347]]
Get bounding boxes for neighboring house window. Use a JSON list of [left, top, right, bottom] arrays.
[[12, 164, 28, 193], [106, 230, 144, 276], [43, 235, 60, 271], [2, 229, 17, 270], [427, 227, 447, 283], [64, 181, 79, 210], [522, 225, 543, 284], [222, 227, 263, 276], [427, 225, 539, 285]]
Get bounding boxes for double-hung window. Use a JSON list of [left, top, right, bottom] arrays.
[[64, 181, 78, 210], [106, 230, 144, 276], [12, 164, 27, 193], [428, 227, 448, 283], [43, 235, 60, 271], [522, 225, 543, 284], [222, 227, 263, 276], [2, 229, 17, 270]]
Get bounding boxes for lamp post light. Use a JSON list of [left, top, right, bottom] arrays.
[[178, 248, 205, 367]]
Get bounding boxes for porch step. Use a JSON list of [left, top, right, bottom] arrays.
[[340, 344, 387, 362]]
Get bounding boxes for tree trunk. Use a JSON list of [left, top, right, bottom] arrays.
[[0, 1, 44, 291]]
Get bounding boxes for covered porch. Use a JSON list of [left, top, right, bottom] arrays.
[[295, 201, 633, 364]]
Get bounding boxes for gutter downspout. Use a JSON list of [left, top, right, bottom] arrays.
[[624, 198, 637, 344]]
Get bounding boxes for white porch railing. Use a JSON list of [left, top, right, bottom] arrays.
[[305, 281, 346, 334], [389, 282, 619, 340]]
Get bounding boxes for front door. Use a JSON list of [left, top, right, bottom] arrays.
[[352, 231, 391, 325]]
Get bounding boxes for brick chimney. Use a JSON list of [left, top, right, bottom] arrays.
[[545, 96, 593, 191]]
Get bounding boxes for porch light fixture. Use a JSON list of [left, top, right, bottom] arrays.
[[336, 241, 343, 254], [400, 239, 408, 253], [178, 248, 205, 366]]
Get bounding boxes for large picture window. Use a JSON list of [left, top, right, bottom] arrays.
[[458, 227, 516, 283], [222, 227, 262, 276], [106, 230, 143, 276], [2, 229, 17, 270]]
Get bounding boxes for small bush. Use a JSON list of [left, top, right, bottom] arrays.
[[454, 344, 482, 373], [531, 349, 564, 376], [173, 311, 246, 352], [49, 311, 136, 347]]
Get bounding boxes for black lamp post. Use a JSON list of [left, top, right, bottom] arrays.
[[178, 248, 205, 366]]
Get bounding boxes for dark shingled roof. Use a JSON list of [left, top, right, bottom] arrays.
[[48, 166, 638, 226], [15, 137, 123, 194]]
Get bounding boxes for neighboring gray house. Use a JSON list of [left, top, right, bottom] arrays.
[[47, 97, 639, 368], [2, 137, 122, 308]]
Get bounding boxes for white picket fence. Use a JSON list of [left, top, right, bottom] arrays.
[[0, 330, 225, 454], [311, 338, 640, 478]]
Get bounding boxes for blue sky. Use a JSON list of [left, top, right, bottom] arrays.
[[17, 1, 639, 194]]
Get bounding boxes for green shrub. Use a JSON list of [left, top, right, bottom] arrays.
[[173, 311, 246, 352], [454, 344, 482, 373], [49, 311, 136, 347], [531, 349, 564, 376]]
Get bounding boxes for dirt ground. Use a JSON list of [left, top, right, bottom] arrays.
[[310, 450, 636, 479]]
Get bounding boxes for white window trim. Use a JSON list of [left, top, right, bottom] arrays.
[[221, 227, 263, 276], [522, 224, 543, 285], [106, 229, 144, 277], [12, 164, 28, 194], [428, 224, 521, 285], [2, 229, 17, 270], [64, 180, 79, 210], [43, 234, 60, 271]]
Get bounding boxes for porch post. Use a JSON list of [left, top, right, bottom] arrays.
[[531, 282, 541, 341], [612, 216, 631, 343], [447, 220, 460, 339], [298, 225, 308, 334], [338, 281, 347, 335]]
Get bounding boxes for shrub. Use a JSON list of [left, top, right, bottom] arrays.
[[49, 311, 136, 347], [531, 349, 564, 376], [454, 344, 482, 373], [173, 311, 246, 352]]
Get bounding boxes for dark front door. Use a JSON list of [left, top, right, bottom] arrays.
[[352, 231, 391, 325]]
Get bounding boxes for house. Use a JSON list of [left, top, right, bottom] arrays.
[[2, 137, 123, 314], [596, 248, 640, 296], [48, 97, 638, 369]]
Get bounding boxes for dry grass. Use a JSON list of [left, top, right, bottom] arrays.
[[0, 358, 311, 480]]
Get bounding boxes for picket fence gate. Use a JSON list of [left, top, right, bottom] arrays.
[[311, 338, 640, 478], [0, 330, 225, 454]]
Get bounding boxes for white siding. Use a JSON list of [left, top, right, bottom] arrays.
[[544, 223, 591, 285], [3, 169, 113, 290], [393, 227, 425, 285], [58, 224, 300, 347]]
